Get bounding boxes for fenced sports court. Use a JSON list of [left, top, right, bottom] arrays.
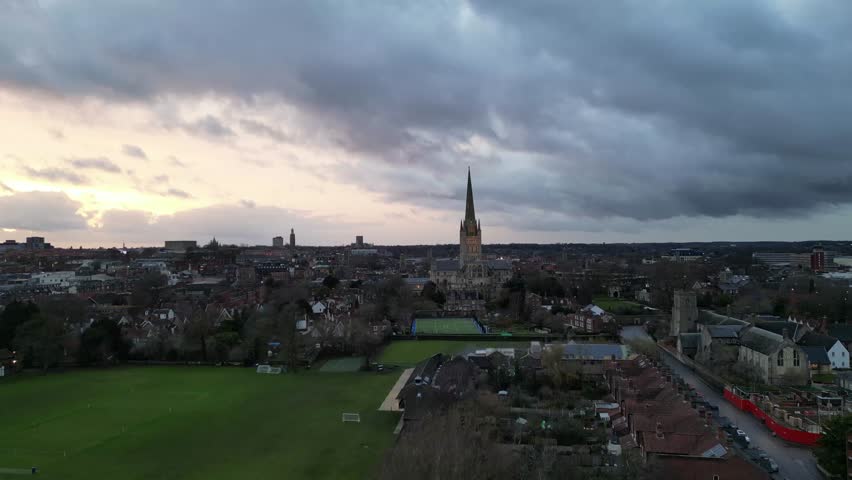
[[319, 357, 365, 372], [412, 317, 483, 335]]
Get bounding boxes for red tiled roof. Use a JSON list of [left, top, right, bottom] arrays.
[[642, 431, 722, 456], [657, 455, 770, 480]]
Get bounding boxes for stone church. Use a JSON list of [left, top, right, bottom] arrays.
[[430, 169, 512, 311]]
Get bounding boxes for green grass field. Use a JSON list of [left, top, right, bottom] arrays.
[[378, 340, 531, 366], [0, 367, 399, 480], [413, 318, 481, 334]]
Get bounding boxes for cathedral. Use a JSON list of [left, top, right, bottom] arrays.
[[430, 169, 512, 311]]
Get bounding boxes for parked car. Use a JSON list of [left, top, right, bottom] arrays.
[[758, 455, 779, 473], [735, 429, 751, 445]]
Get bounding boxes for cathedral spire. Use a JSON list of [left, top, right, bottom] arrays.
[[465, 167, 476, 222]]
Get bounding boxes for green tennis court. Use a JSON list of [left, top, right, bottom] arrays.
[[413, 317, 482, 335]]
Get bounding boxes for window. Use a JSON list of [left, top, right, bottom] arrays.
[[793, 349, 800, 367], [832, 351, 835, 357], [713, 475, 720, 480], [777, 350, 784, 367]]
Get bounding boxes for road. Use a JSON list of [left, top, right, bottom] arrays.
[[660, 350, 821, 480], [620, 326, 820, 479]]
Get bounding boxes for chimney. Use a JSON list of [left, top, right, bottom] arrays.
[[718, 426, 728, 443], [782, 328, 790, 341]]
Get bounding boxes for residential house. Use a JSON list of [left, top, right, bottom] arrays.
[[310, 301, 327, 315], [828, 323, 852, 354], [657, 456, 769, 480], [798, 331, 849, 370], [566, 304, 614, 334], [799, 345, 831, 375]]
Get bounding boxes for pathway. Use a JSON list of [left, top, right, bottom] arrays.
[[378, 368, 414, 412]]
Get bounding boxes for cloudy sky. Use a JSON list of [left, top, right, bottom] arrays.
[[1, 0, 851, 247]]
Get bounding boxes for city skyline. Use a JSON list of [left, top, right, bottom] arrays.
[[2, 1, 852, 247]]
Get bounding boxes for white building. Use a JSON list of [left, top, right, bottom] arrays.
[[29, 271, 76, 287]]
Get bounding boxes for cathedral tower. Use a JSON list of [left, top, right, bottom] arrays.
[[459, 168, 482, 267]]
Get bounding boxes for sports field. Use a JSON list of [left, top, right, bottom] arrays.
[[320, 356, 365, 372], [412, 317, 482, 335], [378, 340, 530, 366], [0, 367, 399, 480]]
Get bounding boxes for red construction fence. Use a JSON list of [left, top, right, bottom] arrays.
[[723, 387, 822, 446]]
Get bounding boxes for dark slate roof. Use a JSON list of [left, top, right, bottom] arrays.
[[828, 324, 852, 343], [466, 355, 492, 370], [432, 259, 460, 272], [801, 346, 830, 365], [798, 331, 840, 350], [563, 343, 627, 360], [707, 326, 740, 339], [756, 321, 805, 339], [399, 385, 454, 421], [678, 333, 701, 348], [407, 354, 442, 386], [433, 357, 478, 393], [739, 328, 783, 355], [486, 259, 512, 270], [697, 311, 749, 327]]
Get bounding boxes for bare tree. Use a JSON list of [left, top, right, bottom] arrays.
[[184, 309, 217, 361], [380, 403, 514, 480], [541, 343, 580, 389]]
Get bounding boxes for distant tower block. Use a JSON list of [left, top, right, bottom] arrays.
[[671, 290, 698, 336], [273, 236, 284, 248], [356, 235, 364, 247], [289, 228, 296, 248]]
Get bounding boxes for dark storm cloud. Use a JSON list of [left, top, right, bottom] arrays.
[[0, 191, 87, 231], [68, 157, 122, 173], [181, 115, 235, 139], [23, 166, 89, 185], [239, 119, 290, 142], [2, 1, 852, 228], [122, 144, 148, 159]]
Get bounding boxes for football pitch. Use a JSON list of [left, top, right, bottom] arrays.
[[0, 367, 399, 480], [412, 317, 482, 335]]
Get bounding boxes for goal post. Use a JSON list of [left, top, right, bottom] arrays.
[[342, 413, 361, 423]]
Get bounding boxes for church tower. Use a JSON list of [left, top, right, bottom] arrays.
[[459, 168, 482, 267], [289, 228, 296, 249]]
